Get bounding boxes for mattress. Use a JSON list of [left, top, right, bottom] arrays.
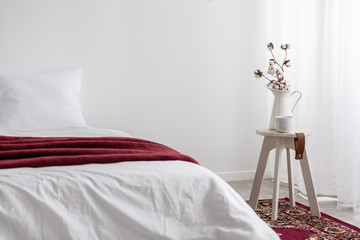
[[0, 127, 279, 240]]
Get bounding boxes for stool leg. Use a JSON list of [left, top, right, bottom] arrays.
[[299, 149, 321, 216], [249, 137, 273, 211], [286, 148, 295, 207], [272, 141, 284, 221]]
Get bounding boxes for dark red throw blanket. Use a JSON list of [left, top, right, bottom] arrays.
[[0, 136, 199, 169]]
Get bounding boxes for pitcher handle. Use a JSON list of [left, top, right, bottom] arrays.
[[290, 90, 302, 113]]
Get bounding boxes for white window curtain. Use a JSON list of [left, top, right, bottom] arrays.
[[266, 0, 360, 213]]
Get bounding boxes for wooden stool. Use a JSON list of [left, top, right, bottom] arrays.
[[249, 129, 321, 221]]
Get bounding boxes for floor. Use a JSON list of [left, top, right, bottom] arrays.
[[228, 179, 360, 228]]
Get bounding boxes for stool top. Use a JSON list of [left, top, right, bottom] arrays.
[[256, 128, 312, 138]]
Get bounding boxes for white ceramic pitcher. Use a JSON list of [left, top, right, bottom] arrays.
[[269, 88, 302, 130]]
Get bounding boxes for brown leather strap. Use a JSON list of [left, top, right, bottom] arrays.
[[294, 133, 305, 159]]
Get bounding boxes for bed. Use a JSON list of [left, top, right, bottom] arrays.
[[0, 68, 279, 239]]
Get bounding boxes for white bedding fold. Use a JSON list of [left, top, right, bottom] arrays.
[[0, 161, 278, 240], [0, 127, 279, 240]]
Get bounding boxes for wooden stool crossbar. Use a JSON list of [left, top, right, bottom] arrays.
[[249, 129, 321, 221]]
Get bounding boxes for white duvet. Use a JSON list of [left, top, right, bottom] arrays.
[[0, 127, 279, 240]]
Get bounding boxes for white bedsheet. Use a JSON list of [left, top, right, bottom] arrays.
[[0, 127, 279, 240]]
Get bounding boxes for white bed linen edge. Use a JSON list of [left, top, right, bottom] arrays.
[[0, 127, 279, 240], [0, 127, 131, 138]]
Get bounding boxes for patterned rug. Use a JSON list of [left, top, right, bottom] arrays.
[[255, 198, 360, 240]]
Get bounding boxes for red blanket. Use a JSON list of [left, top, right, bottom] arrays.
[[0, 136, 199, 169]]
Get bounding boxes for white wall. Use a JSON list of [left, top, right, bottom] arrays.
[[0, 0, 270, 179]]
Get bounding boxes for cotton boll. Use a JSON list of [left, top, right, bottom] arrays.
[[281, 44, 291, 50], [284, 59, 291, 67], [254, 69, 263, 78], [267, 65, 276, 75], [267, 42, 274, 51], [268, 69, 276, 75], [279, 83, 287, 89]]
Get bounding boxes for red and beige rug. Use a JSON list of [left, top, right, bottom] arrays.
[[255, 198, 360, 239]]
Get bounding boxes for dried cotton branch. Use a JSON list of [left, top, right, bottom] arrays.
[[254, 42, 292, 91]]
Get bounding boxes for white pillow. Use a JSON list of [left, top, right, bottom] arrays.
[[0, 68, 87, 130]]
